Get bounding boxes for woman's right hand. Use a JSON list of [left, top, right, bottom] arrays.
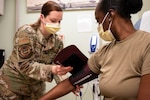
[[52, 65, 73, 75]]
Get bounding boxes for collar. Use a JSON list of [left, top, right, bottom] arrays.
[[37, 28, 55, 50]]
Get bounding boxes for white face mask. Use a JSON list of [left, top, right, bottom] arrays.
[[44, 22, 60, 34], [97, 12, 115, 41]]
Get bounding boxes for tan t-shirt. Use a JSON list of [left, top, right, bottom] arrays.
[[88, 30, 150, 100]]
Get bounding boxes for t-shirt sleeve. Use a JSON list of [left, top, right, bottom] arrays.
[[88, 51, 101, 74], [141, 43, 150, 76]]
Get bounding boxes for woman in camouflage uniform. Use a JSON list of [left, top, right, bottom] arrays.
[[0, 1, 73, 100]]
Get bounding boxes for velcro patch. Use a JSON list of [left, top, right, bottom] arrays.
[[18, 37, 30, 45]]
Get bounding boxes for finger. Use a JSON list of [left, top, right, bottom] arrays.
[[63, 66, 73, 71], [57, 66, 73, 71], [57, 67, 73, 73], [76, 85, 81, 90], [57, 71, 66, 75], [72, 91, 79, 96], [79, 85, 83, 88]]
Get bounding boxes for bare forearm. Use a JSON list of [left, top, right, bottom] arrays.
[[138, 74, 150, 100], [39, 78, 75, 100]]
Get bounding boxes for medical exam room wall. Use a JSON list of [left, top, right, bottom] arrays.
[[0, 0, 15, 59], [0, 0, 150, 100]]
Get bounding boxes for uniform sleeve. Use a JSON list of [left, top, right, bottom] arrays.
[[141, 43, 150, 76], [52, 36, 64, 84], [53, 74, 68, 84], [15, 25, 54, 82]]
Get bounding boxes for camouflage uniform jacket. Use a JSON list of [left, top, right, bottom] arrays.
[[0, 24, 63, 99]]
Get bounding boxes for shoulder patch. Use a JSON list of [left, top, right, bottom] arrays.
[[18, 44, 33, 59]]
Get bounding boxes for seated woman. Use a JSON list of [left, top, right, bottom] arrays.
[[39, 0, 150, 100]]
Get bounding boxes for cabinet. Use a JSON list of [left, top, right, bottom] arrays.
[[0, 49, 5, 68]]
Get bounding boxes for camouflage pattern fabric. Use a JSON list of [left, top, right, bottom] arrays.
[[0, 24, 63, 100]]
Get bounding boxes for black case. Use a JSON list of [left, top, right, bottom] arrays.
[[0, 49, 5, 68], [54, 45, 88, 74]]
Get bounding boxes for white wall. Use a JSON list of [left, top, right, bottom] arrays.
[[0, 0, 15, 59], [0, 0, 150, 100]]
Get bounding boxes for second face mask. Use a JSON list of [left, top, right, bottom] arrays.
[[45, 23, 60, 34], [98, 23, 114, 41], [97, 12, 115, 41]]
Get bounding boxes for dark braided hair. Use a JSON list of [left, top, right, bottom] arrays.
[[96, 0, 143, 19]]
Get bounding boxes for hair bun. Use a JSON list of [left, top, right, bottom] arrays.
[[125, 0, 143, 14]]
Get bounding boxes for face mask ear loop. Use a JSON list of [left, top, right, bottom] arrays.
[[108, 20, 112, 30], [101, 12, 109, 25], [41, 19, 46, 25]]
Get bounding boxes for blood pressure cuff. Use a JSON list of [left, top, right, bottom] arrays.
[[69, 64, 98, 86], [54, 45, 88, 74], [54, 45, 98, 85]]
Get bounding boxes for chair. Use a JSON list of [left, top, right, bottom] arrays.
[[139, 10, 150, 33]]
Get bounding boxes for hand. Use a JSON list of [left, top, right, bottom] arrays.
[[72, 85, 83, 96], [52, 65, 73, 75]]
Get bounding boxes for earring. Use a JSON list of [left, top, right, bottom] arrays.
[[108, 18, 112, 22]]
